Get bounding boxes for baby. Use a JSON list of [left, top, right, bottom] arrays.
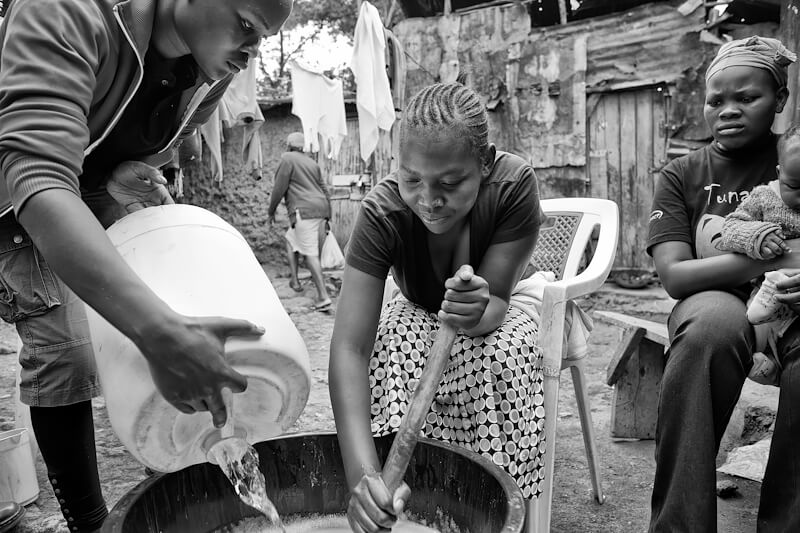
[[717, 125, 800, 384]]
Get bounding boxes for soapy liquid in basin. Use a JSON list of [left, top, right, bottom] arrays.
[[209, 437, 286, 532], [217, 513, 442, 532]]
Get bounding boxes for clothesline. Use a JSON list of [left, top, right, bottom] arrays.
[[403, 49, 438, 82]]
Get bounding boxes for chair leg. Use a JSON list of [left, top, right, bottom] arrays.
[[527, 482, 553, 533], [569, 361, 605, 504], [525, 372, 561, 532]]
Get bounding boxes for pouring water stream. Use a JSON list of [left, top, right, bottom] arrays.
[[207, 389, 287, 533]]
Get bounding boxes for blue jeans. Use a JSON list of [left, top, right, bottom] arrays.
[[649, 291, 800, 532]]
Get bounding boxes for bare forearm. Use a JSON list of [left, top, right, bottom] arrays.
[[329, 345, 381, 489], [463, 295, 508, 337], [464, 235, 536, 337], [658, 253, 779, 299], [18, 189, 178, 348]]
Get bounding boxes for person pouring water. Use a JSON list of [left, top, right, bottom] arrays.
[[0, 0, 292, 531]]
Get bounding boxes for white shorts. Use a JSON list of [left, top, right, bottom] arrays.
[[286, 217, 325, 257]]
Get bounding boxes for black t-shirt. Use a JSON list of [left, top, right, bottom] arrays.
[[346, 151, 541, 313], [647, 134, 779, 298], [79, 46, 198, 191]]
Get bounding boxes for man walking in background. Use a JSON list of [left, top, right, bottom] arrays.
[[268, 132, 333, 311]]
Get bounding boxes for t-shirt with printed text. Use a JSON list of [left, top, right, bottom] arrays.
[[647, 134, 778, 299]]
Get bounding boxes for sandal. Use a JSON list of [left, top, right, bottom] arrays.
[[311, 299, 332, 311], [289, 281, 303, 293]]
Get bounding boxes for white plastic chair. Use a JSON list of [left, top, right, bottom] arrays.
[[526, 197, 620, 532]]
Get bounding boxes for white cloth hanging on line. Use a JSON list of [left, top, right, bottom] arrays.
[[350, 1, 395, 163], [219, 59, 264, 180], [289, 61, 348, 159], [199, 105, 225, 181], [199, 59, 264, 181]]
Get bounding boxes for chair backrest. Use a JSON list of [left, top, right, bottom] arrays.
[[531, 198, 619, 283], [527, 197, 619, 533]]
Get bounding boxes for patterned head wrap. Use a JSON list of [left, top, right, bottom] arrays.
[[706, 36, 796, 88]]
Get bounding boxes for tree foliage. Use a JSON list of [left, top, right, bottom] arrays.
[[286, 0, 396, 35], [257, 0, 397, 98]]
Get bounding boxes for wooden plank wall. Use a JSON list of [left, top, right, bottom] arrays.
[[322, 118, 397, 249], [330, 195, 361, 249], [319, 117, 396, 185], [588, 87, 667, 271], [320, 118, 367, 179]]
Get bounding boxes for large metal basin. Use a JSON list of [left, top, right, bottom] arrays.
[[103, 433, 526, 532]]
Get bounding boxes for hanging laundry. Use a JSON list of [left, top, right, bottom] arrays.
[[178, 129, 203, 164], [199, 105, 225, 181], [219, 58, 264, 180], [164, 145, 186, 198], [351, 1, 395, 163], [199, 58, 264, 181], [289, 61, 348, 159], [384, 27, 407, 113]]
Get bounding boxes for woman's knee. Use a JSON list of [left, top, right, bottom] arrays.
[[671, 292, 750, 340], [668, 291, 754, 363]]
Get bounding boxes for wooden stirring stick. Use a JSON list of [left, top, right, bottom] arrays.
[[382, 323, 458, 492]]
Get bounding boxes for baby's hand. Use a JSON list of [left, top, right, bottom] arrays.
[[760, 230, 791, 259]]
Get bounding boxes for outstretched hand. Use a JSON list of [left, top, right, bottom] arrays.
[[140, 315, 265, 427], [347, 465, 410, 532], [108, 160, 174, 213], [438, 264, 490, 331]]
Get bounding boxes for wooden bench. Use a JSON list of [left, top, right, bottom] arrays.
[[595, 310, 669, 440]]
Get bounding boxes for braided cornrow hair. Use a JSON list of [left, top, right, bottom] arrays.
[[400, 81, 490, 162], [779, 124, 800, 165]]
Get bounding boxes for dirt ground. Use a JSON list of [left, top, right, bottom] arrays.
[[0, 265, 777, 533]]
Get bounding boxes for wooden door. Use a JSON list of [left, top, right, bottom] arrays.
[[588, 87, 668, 272]]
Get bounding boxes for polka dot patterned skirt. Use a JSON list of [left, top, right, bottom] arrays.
[[369, 297, 546, 499]]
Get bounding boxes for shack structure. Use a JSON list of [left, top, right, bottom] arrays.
[[390, 0, 794, 277], [183, 0, 799, 272]]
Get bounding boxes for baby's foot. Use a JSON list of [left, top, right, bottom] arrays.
[[748, 351, 780, 386], [747, 271, 794, 324]]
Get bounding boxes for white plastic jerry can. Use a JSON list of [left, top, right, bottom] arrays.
[[0, 428, 39, 505], [85, 205, 311, 472]]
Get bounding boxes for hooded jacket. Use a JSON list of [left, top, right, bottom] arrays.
[[0, 0, 232, 216]]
